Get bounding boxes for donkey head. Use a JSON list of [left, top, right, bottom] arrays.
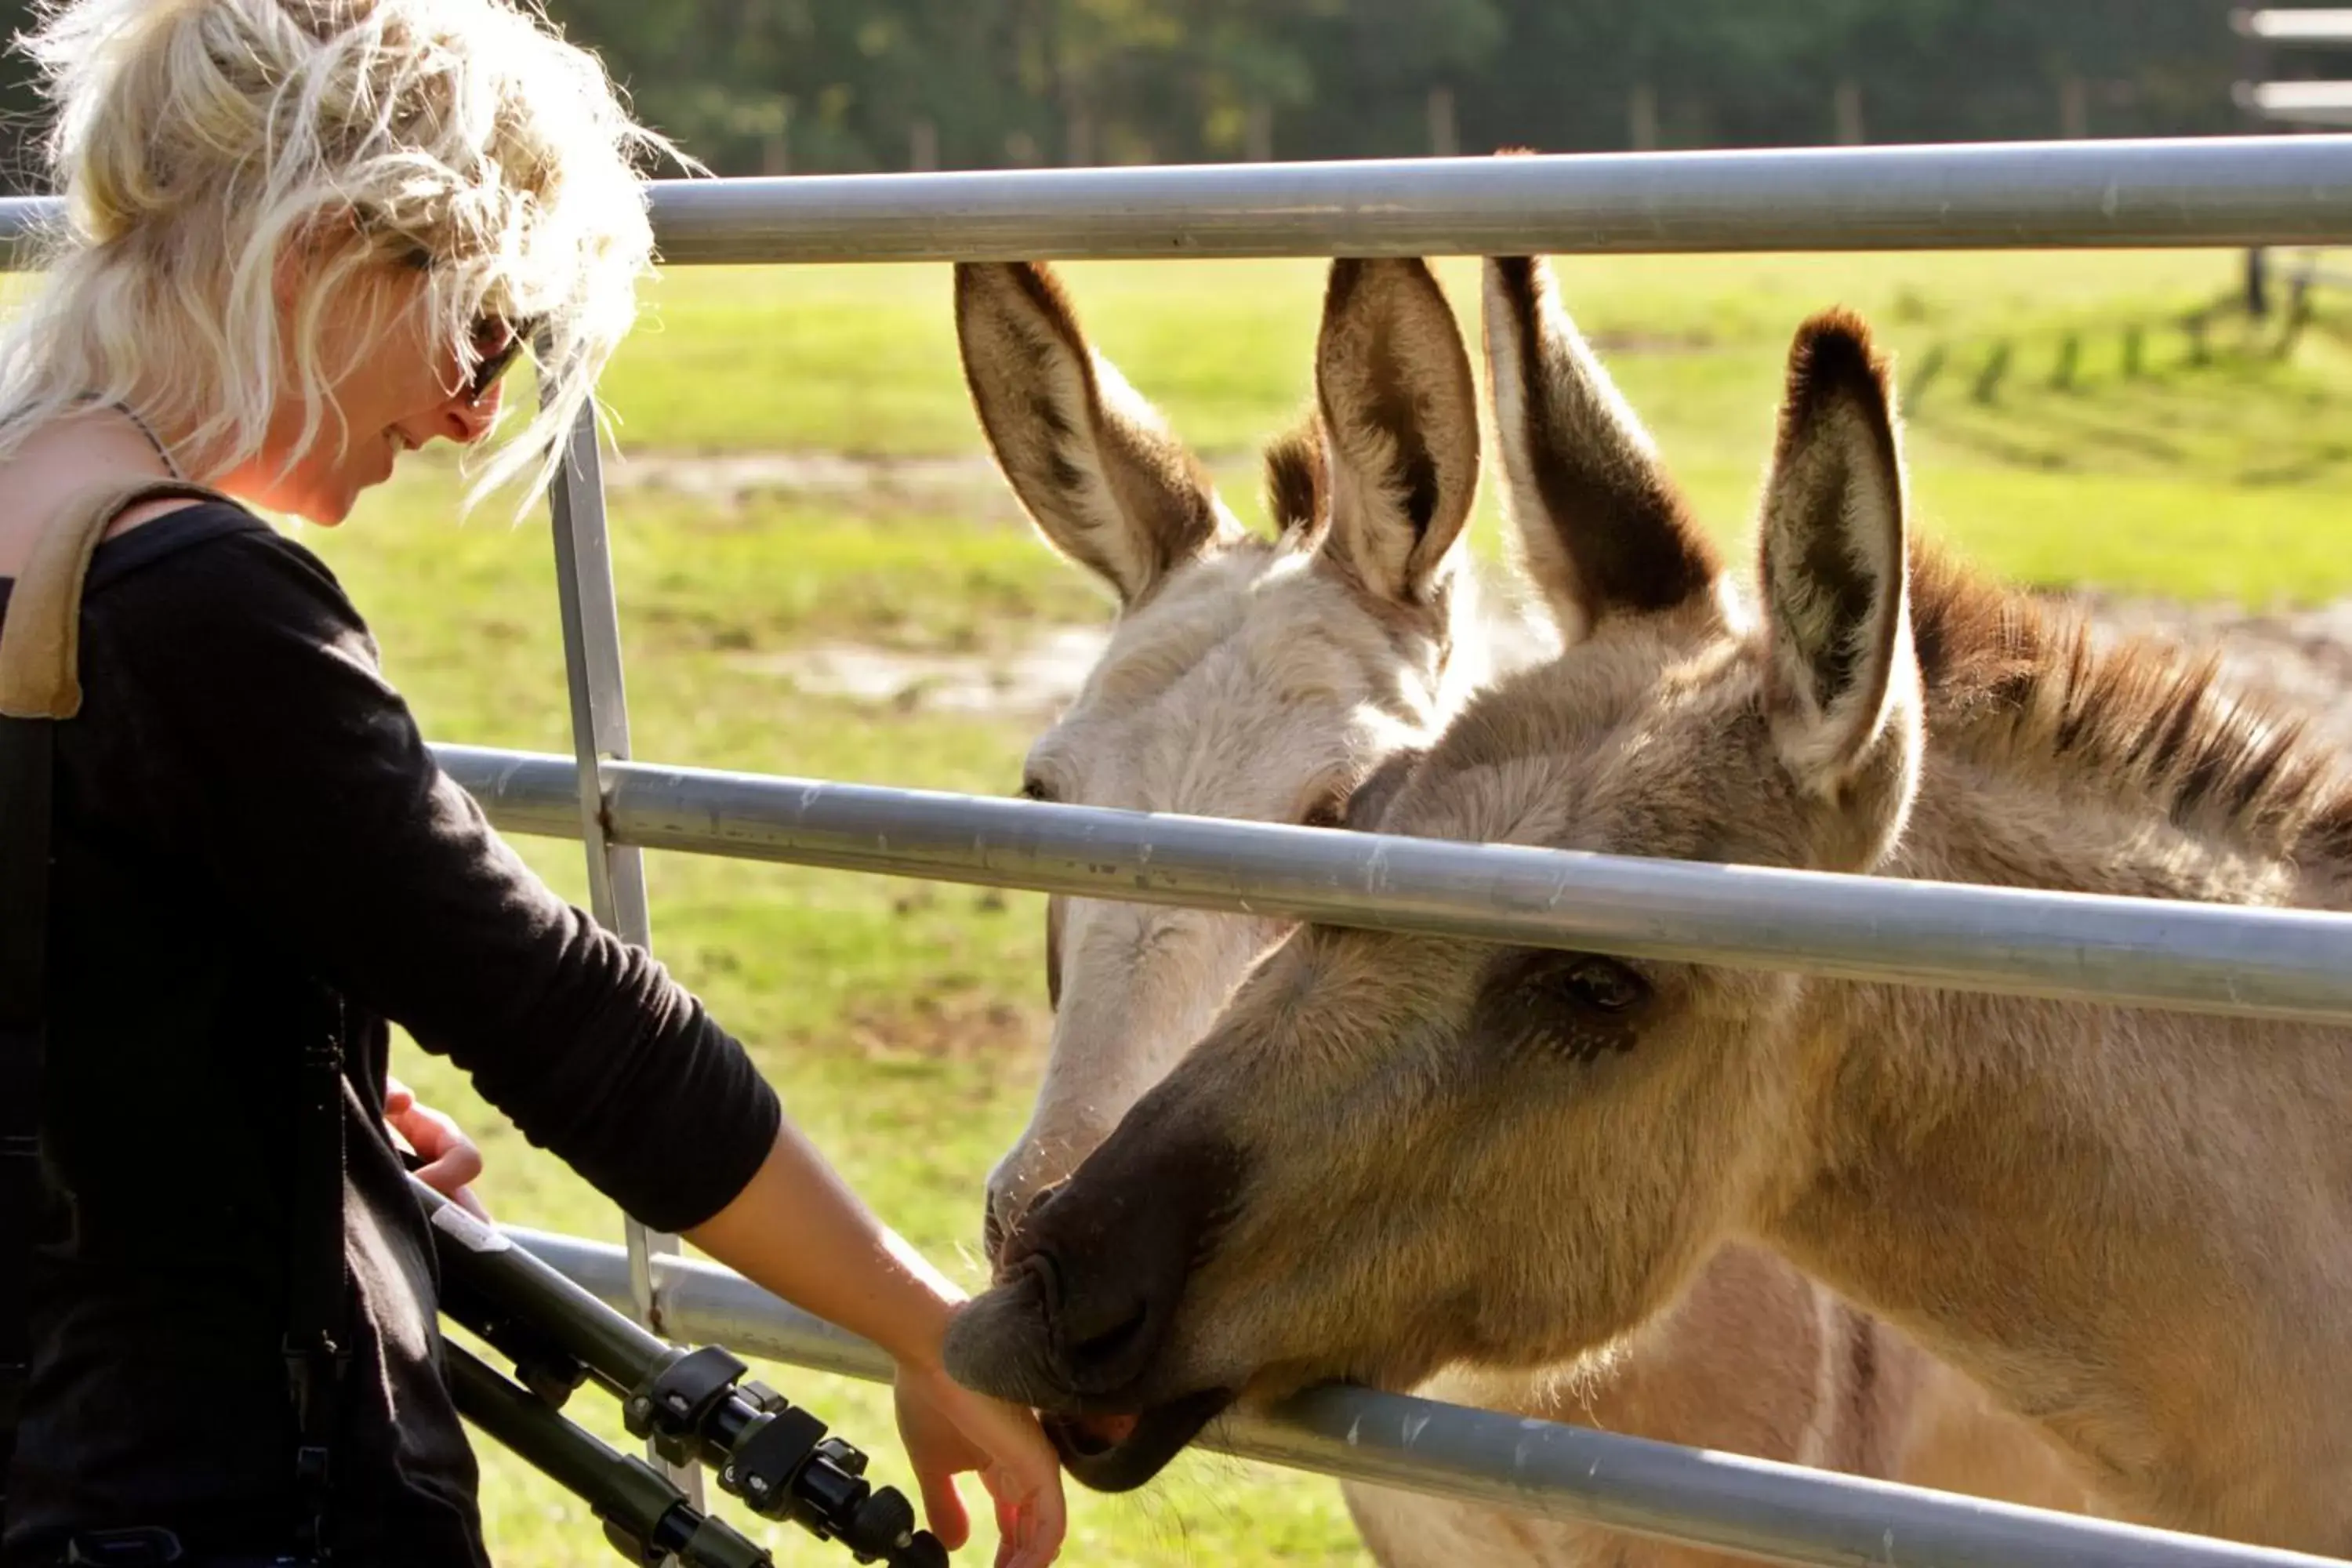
[[948, 256, 1918, 1486], [956, 256, 1489, 1484]]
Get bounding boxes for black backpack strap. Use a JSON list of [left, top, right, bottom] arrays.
[[0, 710, 53, 1504], [1, 478, 236, 1527], [283, 994, 348, 1560], [1, 477, 346, 1555]]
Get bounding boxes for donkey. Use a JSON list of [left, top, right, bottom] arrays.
[[955, 255, 2087, 1563], [947, 253, 2352, 1550]]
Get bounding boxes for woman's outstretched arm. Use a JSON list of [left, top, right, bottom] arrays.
[[688, 1124, 1068, 1568]]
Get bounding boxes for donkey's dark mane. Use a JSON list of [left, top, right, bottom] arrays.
[[1908, 548, 2352, 862]]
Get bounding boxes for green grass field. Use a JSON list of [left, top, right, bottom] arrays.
[[302, 249, 2350, 1566]]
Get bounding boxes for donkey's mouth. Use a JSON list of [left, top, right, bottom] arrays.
[[1044, 1388, 1233, 1492], [943, 1265, 1230, 1488]]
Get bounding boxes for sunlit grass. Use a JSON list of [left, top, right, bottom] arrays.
[[574, 250, 2352, 604]]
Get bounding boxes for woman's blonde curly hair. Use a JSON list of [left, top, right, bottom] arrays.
[[0, 0, 681, 509]]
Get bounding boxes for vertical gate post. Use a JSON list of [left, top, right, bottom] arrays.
[[542, 387, 702, 1504]]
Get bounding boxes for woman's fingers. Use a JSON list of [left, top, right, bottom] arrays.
[[387, 1099, 478, 1172], [383, 1086, 491, 1219], [915, 1462, 972, 1553], [893, 1363, 1065, 1564], [971, 1434, 1065, 1568], [992, 1474, 1036, 1568], [411, 1149, 488, 1218]]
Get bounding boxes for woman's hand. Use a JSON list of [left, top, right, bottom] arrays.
[[683, 1124, 1067, 1563], [893, 1352, 1067, 1568], [384, 1076, 489, 1221]]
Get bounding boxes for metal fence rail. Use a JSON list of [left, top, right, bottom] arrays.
[[539, 391, 704, 1494], [509, 1227, 2340, 1568], [431, 745, 2352, 1027], [3, 137, 2352, 266], [633, 136, 2352, 260]]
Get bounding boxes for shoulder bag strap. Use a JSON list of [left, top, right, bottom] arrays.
[[0, 703, 53, 1503], [0, 479, 233, 719], [0, 480, 271, 1534], [284, 991, 347, 1559]]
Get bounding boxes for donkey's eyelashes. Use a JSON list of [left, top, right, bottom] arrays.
[[1548, 956, 1650, 1015], [1472, 949, 1653, 1069], [1515, 953, 1653, 1024]]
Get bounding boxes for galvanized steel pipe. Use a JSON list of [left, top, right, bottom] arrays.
[[509, 1227, 2346, 1568], [431, 746, 2352, 1026], [635, 138, 2352, 262], [4, 139, 2352, 267]]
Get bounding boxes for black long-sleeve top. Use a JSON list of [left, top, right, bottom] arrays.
[[1, 503, 784, 1565]]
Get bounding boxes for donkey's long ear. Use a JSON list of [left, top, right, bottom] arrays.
[[1756, 312, 1922, 856], [1311, 259, 1479, 611], [956, 262, 1235, 605], [1482, 256, 1722, 645]]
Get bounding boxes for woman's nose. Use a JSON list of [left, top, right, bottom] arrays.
[[431, 383, 502, 446]]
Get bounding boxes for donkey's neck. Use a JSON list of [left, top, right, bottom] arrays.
[[1766, 739, 2352, 1542]]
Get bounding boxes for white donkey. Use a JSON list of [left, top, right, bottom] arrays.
[[955, 256, 2087, 1565]]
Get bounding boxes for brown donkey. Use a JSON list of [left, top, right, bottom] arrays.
[[948, 254, 2352, 1551], [956, 256, 2086, 1563]]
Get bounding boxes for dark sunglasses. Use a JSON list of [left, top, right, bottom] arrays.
[[462, 315, 535, 405], [394, 242, 535, 404]]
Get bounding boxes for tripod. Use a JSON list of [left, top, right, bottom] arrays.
[[417, 1178, 949, 1568]]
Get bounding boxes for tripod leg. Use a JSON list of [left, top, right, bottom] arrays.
[[423, 1181, 946, 1566], [445, 1340, 775, 1568]]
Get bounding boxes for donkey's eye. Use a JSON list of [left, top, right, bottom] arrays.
[[1555, 957, 1649, 1014], [1475, 951, 1650, 1068]]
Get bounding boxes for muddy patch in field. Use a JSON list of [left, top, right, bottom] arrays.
[[840, 993, 1047, 1065], [748, 608, 1566, 717], [750, 591, 2352, 756], [605, 451, 1009, 511], [738, 626, 1118, 715], [601, 448, 1267, 521]]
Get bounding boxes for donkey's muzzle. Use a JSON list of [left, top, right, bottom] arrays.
[[949, 1109, 1245, 1412]]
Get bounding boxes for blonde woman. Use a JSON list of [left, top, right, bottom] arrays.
[[0, 2, 1063, 1565]]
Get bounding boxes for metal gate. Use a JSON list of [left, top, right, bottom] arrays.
[[9, 135, 2352, 1567]]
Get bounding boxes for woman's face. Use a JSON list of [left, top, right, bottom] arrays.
[[217, 261, 514, 525]]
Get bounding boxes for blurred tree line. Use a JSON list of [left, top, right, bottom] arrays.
[[0, 1, 2278, 186], [537, 0, 2257, 173]]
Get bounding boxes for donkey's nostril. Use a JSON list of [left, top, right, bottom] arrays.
[[982, 1192, 1007, 1262], [1023, 1179, 1067, 1225], [985, 1176, 1064, 1269], [992, 1179, 1068, 1268]]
